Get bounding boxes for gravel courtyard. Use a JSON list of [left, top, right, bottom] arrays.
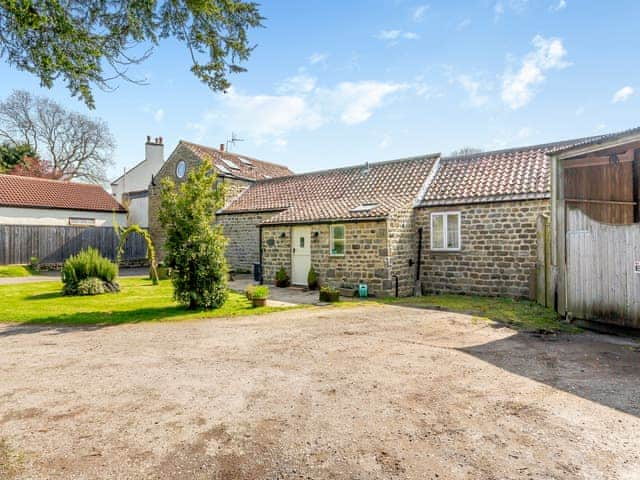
[[1, 304, 639, 479]]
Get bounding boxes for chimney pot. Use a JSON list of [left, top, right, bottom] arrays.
[[159, 136, 163, 145], [220, 143, 225, 152], [146, 135, 151, 143]]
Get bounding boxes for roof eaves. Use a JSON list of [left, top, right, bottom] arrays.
[[261, 215, 389, 227], [417, 192, 550, 207], [554, 128, 640, 159]]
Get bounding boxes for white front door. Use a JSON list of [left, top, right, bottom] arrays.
[[291, 226, 311, 286]]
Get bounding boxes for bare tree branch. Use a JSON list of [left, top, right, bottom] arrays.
[[0, 90, 115, 182]]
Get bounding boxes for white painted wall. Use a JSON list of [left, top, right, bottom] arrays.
[[127, 197, 148, 227], [111, 139, 164, 228], [0, 207, 126, 226]]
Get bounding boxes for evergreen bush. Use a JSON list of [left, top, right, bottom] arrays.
[[159, 159, 229, 309]]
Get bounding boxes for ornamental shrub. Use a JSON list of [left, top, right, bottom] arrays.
[[307, 266, 318, 290], [275, 267, 290, 288], [76, 277, 105, 295], [61, 248, 119, 295], [158, 159, 229, 309]]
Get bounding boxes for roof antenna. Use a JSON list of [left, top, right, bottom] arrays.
[[226, 132, 244, 152]]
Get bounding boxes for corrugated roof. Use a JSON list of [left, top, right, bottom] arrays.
[[221, 154, 439, 224], [0, 174, 127, 213]]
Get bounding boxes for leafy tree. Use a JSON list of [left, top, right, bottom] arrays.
[[0, 1, 263, 108], [5, 155, 63, 179], [0, 90, 114, 182], [0, 142, 34, 172], [158, 159, 228, 309]]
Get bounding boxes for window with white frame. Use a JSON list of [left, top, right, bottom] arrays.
[[330, 224, 345, 256], [430, 212, 461, 251]]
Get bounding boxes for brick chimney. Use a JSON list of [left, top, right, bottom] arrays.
[[145, 135, 164, 172], [219, 143, 225, 152]]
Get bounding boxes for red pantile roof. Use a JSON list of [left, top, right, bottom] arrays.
[[0, 174, 127, 213], [221, 155, 439, 224], [418, 134, 617, 206], [181, 141, 293, 181]]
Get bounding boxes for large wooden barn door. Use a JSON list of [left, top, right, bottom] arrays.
[[566, 208, 640, 328]]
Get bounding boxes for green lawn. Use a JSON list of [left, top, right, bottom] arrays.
[[0, 265, 34, 278], [0, 278, 298, 325], [380, 294, 579, 333]]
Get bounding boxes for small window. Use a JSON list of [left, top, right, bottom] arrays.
[[299, 237, 305, 248], [430, 212, 461, 251], [330, 225, 345, 256], [176, 160, 186, 179], [69, 217, 96, 226]]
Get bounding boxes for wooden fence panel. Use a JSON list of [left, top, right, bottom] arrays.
[[566, 208, 640, 328], [0, 225, 147, 265]]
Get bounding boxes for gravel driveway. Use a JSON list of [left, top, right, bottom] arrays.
[[1, 305, 639, 479]]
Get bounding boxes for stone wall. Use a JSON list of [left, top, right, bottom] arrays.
[[261, 220, 394, 297], [217, 211, 277, 272], [415, 200, 550, 298], [147, 143, 252, 260], [387, 206, 418, 297]]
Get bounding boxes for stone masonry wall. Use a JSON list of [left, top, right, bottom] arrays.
[[216, 211, 277, 272], [147, 143, 252, 261], [415, 200, 550, 298], [261, 220, 394, 297], [387, 206, 418, 297]]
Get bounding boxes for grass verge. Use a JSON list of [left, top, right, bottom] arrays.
[[0, 265, 34, 278], [0, 277, 302, 325], [379, 294, 580, 333]]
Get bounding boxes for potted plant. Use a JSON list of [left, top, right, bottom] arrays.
[[244, 284, 257, 300], [275, 267, 290, 288], [319, 285, 340, 303], [307, 266, 319, 290], [251, 285, 270, 307]]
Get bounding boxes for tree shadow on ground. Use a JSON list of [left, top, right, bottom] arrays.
[[457, 329, 640, 418], [0, 306, 200, 337]]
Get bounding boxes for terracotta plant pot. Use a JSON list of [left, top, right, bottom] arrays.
[[252, 297, 268, 307]]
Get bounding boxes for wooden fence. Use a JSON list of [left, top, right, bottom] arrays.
[[536, 214, 553, 308], [0, 225, 148, 265]]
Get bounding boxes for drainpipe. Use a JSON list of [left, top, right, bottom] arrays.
[[416, 227, 423, 281], [258, 224, 264, 285], [393, 275, 399, 297]]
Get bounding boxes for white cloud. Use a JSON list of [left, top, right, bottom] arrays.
[[379, 135, 392, 149], [375, 30, 420, 43], [612, 86, 634, 103], [517, 127, 533, 138], [456, 18, 471, 30], [309, 52, 328, 65], [595, 123, 607, 132], [550, 0, 566, 11], [192, 80, 408, 143], [457, 75, 489, 107], [325, 81, 409, 125], [186, 122, 206, 142], [501, 35, 569, 109], [494, 0, 529, 20], [278, 74, 317, 94], [412, 4, 430, 22], [154, 108, 165, 123]]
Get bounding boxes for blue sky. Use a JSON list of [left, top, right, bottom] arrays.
[[1, 0, 639, 180]]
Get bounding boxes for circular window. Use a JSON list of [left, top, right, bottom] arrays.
[[176, 160, 186, 179]]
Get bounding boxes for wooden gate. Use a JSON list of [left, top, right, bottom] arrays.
[[566, 208, 640, 328]]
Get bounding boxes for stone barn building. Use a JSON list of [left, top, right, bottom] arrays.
[[148, 140, 293, 264], [218, 155, 439, 297]]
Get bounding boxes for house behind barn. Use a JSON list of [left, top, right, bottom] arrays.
[[148, 140, 293, 262]]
